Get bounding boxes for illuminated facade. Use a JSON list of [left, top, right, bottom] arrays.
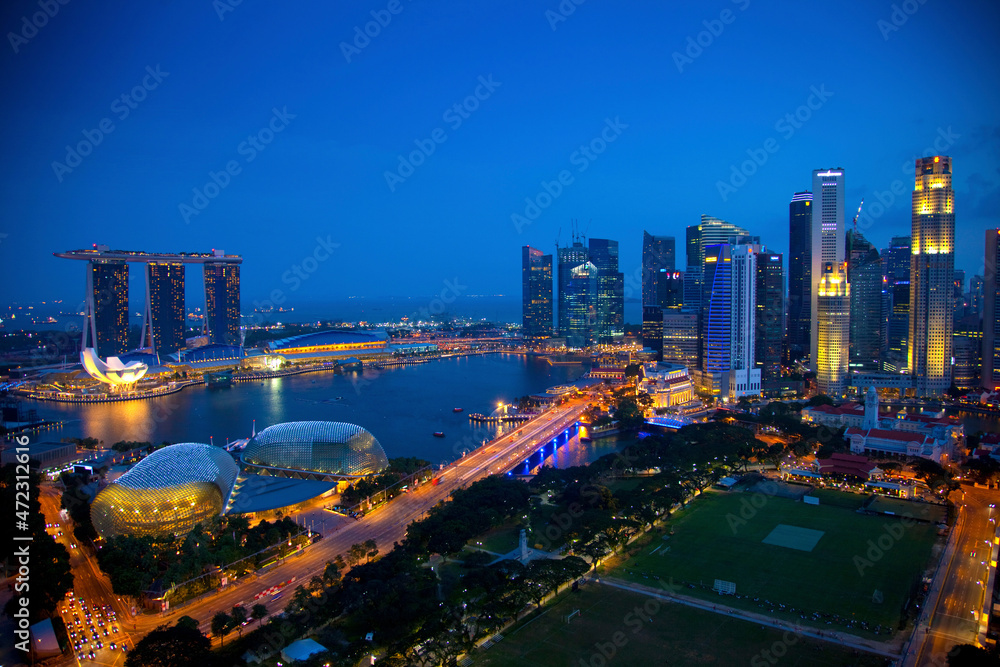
[[909, 156, 954, 396], [810, 169, 845, 372], [642, 231, 676, 307], [521, 246, 553, 340], [816, 262, 850, 396], [265, 330, 386, 358], [145, 262, 185, 355], [91, 443, 239, 539], [557, 239, 590, 344], [205, 258, 241, 346], [87, 260, 129, 358], [846, 231, 882, 372], [755, 251, 783, 381], [589, 238, 625, 344], [80, 347, 149, 389], [242, 421, 389, 480], [883, 236, 911, 373], [786, 192, 812, 361]]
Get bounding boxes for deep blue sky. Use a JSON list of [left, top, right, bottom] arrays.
[[2, 0, 998, 314]]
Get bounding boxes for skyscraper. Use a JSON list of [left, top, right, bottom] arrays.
[[983, 229, 1000, 390], [953, 315, 982, 390], [86, 259, 129, 357], [786, 192, 813, 361], [557, 239, 589, 339], [846, 231, 881, 372], [521, 246, 553, 340], [810, 168, 845, 373], [642, 305, 664, 361], [971, 274, 985, 318], [204, 257, 241, 346], [884, 236, 911, 373], [816, 262, 850, 396], [642, 231, 675, 306], [589, 238, 624, 344], [145, 262, 185, 356], [755, 251, 783, 382], [909, 156, 955, 396], [662, 311, 699, 368], [730, 244, 762, 399], [564, 260, 597, 348]]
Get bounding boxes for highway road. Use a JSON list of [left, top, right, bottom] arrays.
[[909, 486, 998, 666], [110, 398, 592, 647]]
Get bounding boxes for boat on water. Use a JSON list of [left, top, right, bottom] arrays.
[[453, 407, 463, 413], [433, 431, 445, 438]]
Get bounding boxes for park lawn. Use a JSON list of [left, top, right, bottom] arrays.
[[475, 584, 890, 667], [471, 522, 522, 555], [615, 490, 938, 633], [807, 487, 868, 510], [867, 496, 947, 524]]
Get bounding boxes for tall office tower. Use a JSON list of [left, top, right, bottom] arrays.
[[953, 315, 982, 390], [564, 261, 597, 348], [685, 215, 749, 309], [810, 169, 845, 372], [642, 305, 664, 361], [655, 271, 685, 310], [85, 259, 129, 357], [662, 311, 699, 368], [589, 238, 625, 344], [755, 251, 783, 382], [642, 231, 675, 306], [953, 270, 967, 319], [204, 257, 241, 346], [909, 156, 955, 396], [983, 229, 1000, 390], [971, 275, 985, 318], [884, 236, 912, 372], [816, 262, 850, 396], [144, 262, 185, 356], [846, 231, 882, 372], [786, 192, 813, 362], [682, 265, 703, 313], [521, 246, 553, 340], [701, 243, 760, 399], [557, 239, 589, 338]]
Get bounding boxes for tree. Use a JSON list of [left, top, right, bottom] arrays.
[[210, 611, 231, 646], [229, 605, 247, 637], [175, 616, 199, 632], [807, 394, 835, 407], [947, 643, 1000, 666], [250, 603, 268, 628], [364, 538, 379, 562], [125, 624, 211, 667], [322, 560, 341, 586]]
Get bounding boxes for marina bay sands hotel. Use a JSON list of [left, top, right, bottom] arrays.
[[54, 245, 242, 359]]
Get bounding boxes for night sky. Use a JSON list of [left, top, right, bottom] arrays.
[[2, 0, 998, 315]]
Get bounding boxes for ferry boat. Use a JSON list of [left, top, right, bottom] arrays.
[[433, 431, 445, 438], [453, 407, 464, 413]]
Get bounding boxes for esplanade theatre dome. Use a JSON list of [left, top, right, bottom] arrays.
[[241, 421, 389, 479], [91, 443, 239, 539]]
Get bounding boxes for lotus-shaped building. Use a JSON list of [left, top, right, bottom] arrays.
[[80, 347, 148, 387]]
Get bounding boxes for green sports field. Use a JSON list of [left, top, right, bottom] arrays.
[[475, 585, 890, 667], [615, 490, 939, 634]]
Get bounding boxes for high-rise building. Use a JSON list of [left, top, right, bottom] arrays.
[[662, 311, 699, 368], [810, 169, 845, 372], [953, 315, 982, 390], [953, 270, 967, 319], [564, 261, 597, 348], [816, 262, 850, 396], [846, 231, 881, 372], [971, 274, 985, 318], [144, 262, 185, 356], [730, 244, 761, 399], [642, 232, 675, 306], [755, 251, 783, 382], [884, 236, 911, 373], [909, 156, 955, 396], [204, 257, 241, 346], [642, 305, 664, 361], [86, 259, 129, 357], [685, 215, 749, 314], [786, 192, 813, 361], [983, 229, 1000, 390], [557, 240, 589, 339], [654, 271, 684, 310], [589, 238, 624, 344], [521, 246, 553, 340]]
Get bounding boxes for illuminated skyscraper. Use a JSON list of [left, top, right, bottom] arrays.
[[564, 260, 597, 349], [786, 192, 812, 362], [642, 305, 664, 361], [884, 236, 911, 373], [846, 231, 881, 372], [909, 156, 954, 396], [983, 229, 1000, 390], [557, 239, 589, 340], [589, 238, 624, 344], [204, 256, 241, 346], [642, 231, 675, 306], [144, 262, 185, 356], [816, 262, 850, 396], [755, 251, 783, 382], [86, 259, 129, 357], [810, 169, 845, 372], [521, 246, 553, 340]]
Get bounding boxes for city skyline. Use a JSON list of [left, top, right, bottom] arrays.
[[1, 2, 998, 307]]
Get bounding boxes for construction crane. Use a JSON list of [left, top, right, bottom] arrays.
[[851, 198, 864, 236]]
